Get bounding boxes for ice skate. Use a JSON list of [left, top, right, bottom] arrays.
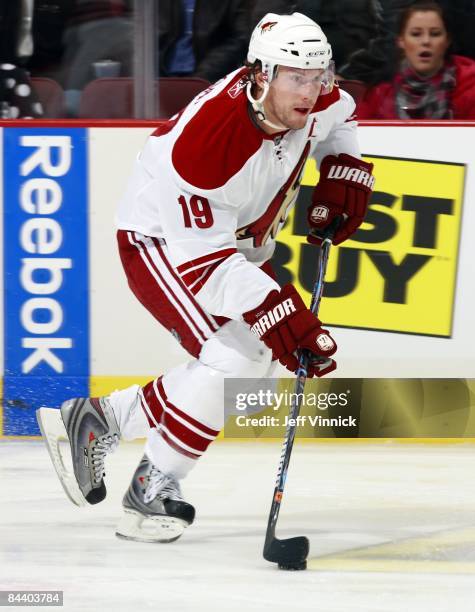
[[116, 455, 195, 543], [36, 397, 120, 507]]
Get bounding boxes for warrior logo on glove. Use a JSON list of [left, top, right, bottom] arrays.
[[308, 153, 375, 246], [327, 163, 375, 187], [244, 284, 337, 378], [249, 298, 296, 336]]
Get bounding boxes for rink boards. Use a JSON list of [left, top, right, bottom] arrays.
[[1, 121, 475, 436]]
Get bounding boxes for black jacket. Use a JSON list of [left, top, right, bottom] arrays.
[[0, 1, 22, 62], [158, 0, 249, 82]]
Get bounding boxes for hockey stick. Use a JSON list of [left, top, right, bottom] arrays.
[[263, 217, 341, 571]]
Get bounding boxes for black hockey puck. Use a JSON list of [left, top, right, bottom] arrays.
[[278, 560, 307, 571]]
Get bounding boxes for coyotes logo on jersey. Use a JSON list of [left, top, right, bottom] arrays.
[[236, 142, 310, 247]]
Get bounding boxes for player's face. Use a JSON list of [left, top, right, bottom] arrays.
[[262, 66, 324, 130], [398, 11, 450, 76]]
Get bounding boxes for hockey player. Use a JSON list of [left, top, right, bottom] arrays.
[[37, 13, 374, 543]]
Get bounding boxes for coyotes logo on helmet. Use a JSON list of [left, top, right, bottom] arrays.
[[260, 21, 277, 34]]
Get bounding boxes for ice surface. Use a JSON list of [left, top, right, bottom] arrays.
[[1, 440, 475, 611]]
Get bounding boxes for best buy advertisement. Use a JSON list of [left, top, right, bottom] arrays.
[[276, 154, 466, 337]]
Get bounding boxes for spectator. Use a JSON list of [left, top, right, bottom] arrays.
[[27, 1, 75, 80], [339, 0, 475, 84], [58, 1, 133, 90], [54, 0, 134, 116], [250, 1, 380, 72], [159, 0, 249, 82], [0, 63, 44, 118], [0, 1, 29, 65], [357, 1, 475, 119]]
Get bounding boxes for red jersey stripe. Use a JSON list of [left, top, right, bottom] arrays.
[[151, 237, 220, 332], [157, 378, 220, 437], [182, 255, 231, 290], [157, 428, 202, 460], [188, 259, 226, 295], [177, 247, 237, 274], [129, 233, 208, 343], [142, 379, 217, 454], [171, 69, 268, 190]]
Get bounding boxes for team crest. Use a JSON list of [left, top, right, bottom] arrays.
[[236, 143, 310, 247], [260, 21, 277, 34]]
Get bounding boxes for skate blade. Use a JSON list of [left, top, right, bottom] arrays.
[[36, 407, 87, 507], [115, 509, 188, 543]]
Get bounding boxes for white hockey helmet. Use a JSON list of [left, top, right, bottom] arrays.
[[247, 12, 333, 82]]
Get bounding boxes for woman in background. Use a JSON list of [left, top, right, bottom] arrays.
[[357, 1, 475, 119]]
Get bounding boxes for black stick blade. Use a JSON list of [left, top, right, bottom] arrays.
[[278, 560, 307, 571], [263, 535, 309, 566]]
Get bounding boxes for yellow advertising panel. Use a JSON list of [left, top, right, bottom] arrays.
[[276, 155, 466, 336]]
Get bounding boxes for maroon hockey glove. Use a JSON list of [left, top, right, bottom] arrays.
[[243, 284, 337, 377], [308, 153, 375, 246]]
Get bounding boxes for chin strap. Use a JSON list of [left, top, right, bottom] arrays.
[[246, 81, 288, 131]]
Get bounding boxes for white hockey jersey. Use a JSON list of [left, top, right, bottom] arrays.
[[116, 67, 361, 321]]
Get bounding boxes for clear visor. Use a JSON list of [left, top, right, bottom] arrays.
[[274, 60, 335, 96]]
